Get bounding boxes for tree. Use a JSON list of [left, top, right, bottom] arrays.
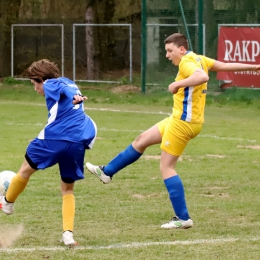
[[85, 0, 115, 80], [204, 0, 217, 57], [85, 4, 95, 79], [0, 0, 21, 77]]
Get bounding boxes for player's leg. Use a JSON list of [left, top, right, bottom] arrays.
[[86, 117, 169, 182], [160, 151, 193, 228], [160, 119, 202, 229], [60, 179, 77, 247], [104, 123, 162, 174], [59, 141, 85, 247], [2, 158, 36, 215], [2, 138, 63, 215]]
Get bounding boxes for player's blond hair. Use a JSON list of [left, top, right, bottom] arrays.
[[27, 59, 60, 81], [164, 33, 189, 50]]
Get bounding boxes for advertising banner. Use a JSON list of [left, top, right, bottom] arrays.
[[217, 26, 260, 88]]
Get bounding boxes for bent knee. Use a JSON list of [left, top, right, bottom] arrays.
[[133, 133, 149, 153]]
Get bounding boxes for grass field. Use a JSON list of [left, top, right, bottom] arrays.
[[0, 82, 260, 259]]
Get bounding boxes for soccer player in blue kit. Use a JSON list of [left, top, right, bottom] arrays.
[[1, 59, 97, 247]]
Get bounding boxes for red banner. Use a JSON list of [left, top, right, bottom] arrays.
[[217, 27, 260, 88]]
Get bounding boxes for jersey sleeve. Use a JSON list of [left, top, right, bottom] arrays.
[[179, 60, 200, 78], [61, 85, 78, 100], [43, 80, 63, 102], [202, 56, 216, 70], [44, 78, 81, 102], [59, 77, 82, 99]]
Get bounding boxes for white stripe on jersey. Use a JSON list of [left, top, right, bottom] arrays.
[[87, 117, 98, 149], [38, 102, 58, 139], [186, 86, 194, 122]]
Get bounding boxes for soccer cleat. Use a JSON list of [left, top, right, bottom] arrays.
[[85, 163, 111, 184], [1, 196, 14, 215], [161, 216, 193, 229], [60, 231, 77, 247]]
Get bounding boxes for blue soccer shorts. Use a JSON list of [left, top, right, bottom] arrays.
[[25, 139, 86, 181]]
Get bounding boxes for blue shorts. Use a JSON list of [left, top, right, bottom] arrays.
[[26, 139, 86, 181]]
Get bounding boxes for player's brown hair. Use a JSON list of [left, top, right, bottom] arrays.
[[164, 33, 189, 50], [27, 59, 60, 82]]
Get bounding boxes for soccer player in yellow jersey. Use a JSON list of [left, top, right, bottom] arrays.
[[86, 33, 260, 228]]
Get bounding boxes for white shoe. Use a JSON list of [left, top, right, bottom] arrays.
[[161, 217, 193, 229], [60, 231, 76, 247], [1, 196, 14, 215], [85, 163, 111, 184]]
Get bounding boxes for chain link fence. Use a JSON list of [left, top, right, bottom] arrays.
[[8, 0, 260, 90], [143, 0, 260, 91]]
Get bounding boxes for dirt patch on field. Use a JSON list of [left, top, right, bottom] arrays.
[[202, 192, 230, 198], [143, 155, 161, 160], [132, 193, 161, 199], [142, 155, 189, 162], [207, 186, 229, 190], [111, 85, 140, 93], [206, 154, 226, 158], [0, 224, 24, 248], [237, 145, 260, 150], [202, 186, 230, 199]]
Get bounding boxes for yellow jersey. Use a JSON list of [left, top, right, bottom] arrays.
[[172, 51, 215, 124]]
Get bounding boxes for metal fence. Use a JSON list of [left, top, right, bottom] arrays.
[[11, 23, 132, 83], [72, 23, 132, 83], [11, 24, 64, 79]]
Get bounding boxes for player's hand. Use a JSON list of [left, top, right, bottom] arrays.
[[168, 82, 180, 94], [73, 94, 88, 104], [255, 65, 260, 75]]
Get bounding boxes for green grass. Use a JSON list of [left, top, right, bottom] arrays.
[[0, 82, 260, 259]]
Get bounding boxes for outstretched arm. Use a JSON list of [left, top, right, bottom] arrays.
[[210, 61, 260, 74]]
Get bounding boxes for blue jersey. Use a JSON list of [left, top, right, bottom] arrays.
[[38, 77, 96, 149]]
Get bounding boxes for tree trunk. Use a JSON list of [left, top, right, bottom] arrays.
[[85, 6, 95, 80], [0, 0, 21, 77], [204, 0, 217, 57]]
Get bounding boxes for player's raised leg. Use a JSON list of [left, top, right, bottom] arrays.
[[86, 123, 163, 183], [2, 160, 35, 215]]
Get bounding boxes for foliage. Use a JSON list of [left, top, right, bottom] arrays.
[[2, 77, 23, 85]]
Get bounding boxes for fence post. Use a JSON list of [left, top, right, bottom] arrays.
[[198, 0, 204, 54], [178, 0, 193, 51], [141, 0, 147, 93]]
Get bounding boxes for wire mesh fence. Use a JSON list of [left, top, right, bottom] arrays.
[[143, 0, 260, 90], [11, 24, 64, 79], [6, 0, 260, 89]]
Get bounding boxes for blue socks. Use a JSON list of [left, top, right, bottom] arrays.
[[103, 144, 142, 177], [164, 175, 190, 220]]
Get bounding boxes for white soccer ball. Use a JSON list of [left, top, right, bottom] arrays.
[[0, 171, 16, 196]]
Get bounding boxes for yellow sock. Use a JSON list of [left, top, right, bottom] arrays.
[[6, 173, 29, 203], [62, 194, 75, 232]]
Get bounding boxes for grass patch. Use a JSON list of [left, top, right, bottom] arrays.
[[0, 82, 260, 259]]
